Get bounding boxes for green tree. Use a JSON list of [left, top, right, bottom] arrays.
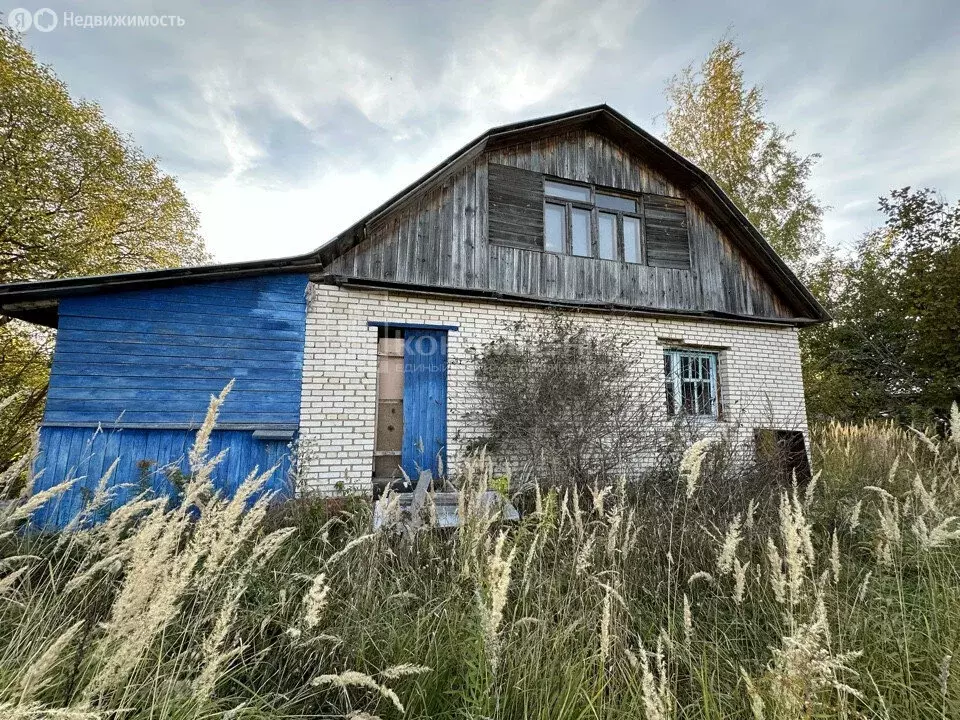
[[803, 188, 960, 425], [664, 38, 824, 266], [0, 25, 208, 468]]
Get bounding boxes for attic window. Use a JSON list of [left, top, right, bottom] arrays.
[[542, 179, 689, 268]]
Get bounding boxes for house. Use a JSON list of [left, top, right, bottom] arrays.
[[0, 105, 827, 526]]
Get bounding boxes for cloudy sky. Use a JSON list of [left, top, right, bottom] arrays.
[[9, 0, 960, 262]]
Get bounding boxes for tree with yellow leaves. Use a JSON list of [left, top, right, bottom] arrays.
[[0, 24, 208, 468], [664, 37, 824, 268]]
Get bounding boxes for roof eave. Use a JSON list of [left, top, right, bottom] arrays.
[[322, 274, 824, 328], [0, 103, 829, 326], [0, 253, 325, 327]]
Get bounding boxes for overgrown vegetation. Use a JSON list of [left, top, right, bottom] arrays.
[[471, 317, 662, 491], [803, 188, 960, 427], [2, 387, 960, 718]]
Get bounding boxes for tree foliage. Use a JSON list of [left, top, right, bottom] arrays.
[[0, 25, 208, 467], [664, 38, 824, 267], [0, 25, 207, 281], [803, 188, 960, 426]]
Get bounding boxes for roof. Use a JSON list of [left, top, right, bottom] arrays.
[[0, 104, 828, 327]]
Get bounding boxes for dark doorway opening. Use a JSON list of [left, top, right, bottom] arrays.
[[754, 429, 811, 485]]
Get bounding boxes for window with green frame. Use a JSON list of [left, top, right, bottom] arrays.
[[663, 348, 719, 418]]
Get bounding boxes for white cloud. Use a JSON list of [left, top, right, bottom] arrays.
[[197, 69, 265, 180], [19, 0, 959, 265], [179, 0, 648, 261], [185, 156, 439, 262]]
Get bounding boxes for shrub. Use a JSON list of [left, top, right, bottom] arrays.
[[471, 316, 662, 492]]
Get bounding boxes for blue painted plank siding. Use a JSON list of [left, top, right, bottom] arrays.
[[401, 330, 448, 480], [32, 274, 308, 528], [45, 275, 309, 427], [31, 426, 294, 529]]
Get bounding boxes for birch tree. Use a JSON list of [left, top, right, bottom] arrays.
[[664, 38, 824, 267]]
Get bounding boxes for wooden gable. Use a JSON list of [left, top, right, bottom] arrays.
[[321, 126, 805, 322]]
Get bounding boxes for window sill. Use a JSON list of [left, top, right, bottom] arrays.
[[668, 414, 726, 426], [510, 245, 649, 267]]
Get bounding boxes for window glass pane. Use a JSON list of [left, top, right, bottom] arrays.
[[596, 193, 636, 213], [571, 207, 591, 256], [698, 382, 713, 415], [664, 353, 676, 415], [598, 212, 616, 260], [623, 216, 641, 264], [544, 202, 565, 252], [545, 180, 591, 202], [665, 350, 718, 417]]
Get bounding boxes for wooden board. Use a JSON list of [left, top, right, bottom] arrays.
[[487, 163, 545, 249], [45, 275, 309, 428], [31, 426, 294, 529], [323, 130, 799, 320]]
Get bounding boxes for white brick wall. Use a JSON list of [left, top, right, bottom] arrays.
[[298, 283, 809, 495]]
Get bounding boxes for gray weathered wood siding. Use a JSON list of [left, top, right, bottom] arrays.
[[487, 163, 543, 249], [324, 130, 795, 320], [643, 194, 691, 270]]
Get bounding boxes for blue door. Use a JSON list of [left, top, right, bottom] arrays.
[[401, 330, 448, 481]]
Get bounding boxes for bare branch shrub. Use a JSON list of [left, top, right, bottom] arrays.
[[470, 316, 660, 491]]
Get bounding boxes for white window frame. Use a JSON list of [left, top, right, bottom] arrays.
[[663, 348, 720, 419]]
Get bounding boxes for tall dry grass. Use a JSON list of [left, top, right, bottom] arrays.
[[1, 399, 960, 718]]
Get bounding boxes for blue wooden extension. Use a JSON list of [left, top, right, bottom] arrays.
[[401, 330, 448, 480], [45, 274, 308, 428], [32, 274, 309, 528]]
